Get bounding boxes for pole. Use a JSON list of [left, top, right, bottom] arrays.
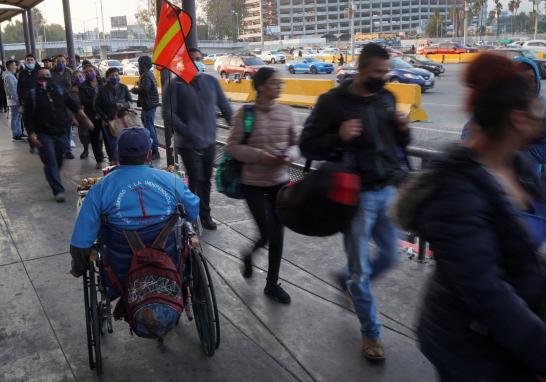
[[0, 23, 5, 65], [534, 5, 538, 40], [62, 0, 77, 70], [95, 3, 102, 59], [463, 1, 467, 45], [350, 0, 354, 61], [182, 0, 197, 48], [22, 11, 31, 53], [27, 9, 37, 56]]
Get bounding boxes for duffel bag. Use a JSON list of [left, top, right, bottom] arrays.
[[275, 159, 361, 237]]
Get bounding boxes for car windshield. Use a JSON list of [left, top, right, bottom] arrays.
[[522, 50, 540, 59], [107, 60, 122, 66], [348, 60, 359, 67], [306, 57, 321, 62], [391, 59, 414, 69], [243, 58, 266, 65], [454, 43, 466, 48], [415, 55, 431, 62], [307, 50, 319, 54]]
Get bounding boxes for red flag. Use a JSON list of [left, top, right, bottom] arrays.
[[152, 0, 198, 84]]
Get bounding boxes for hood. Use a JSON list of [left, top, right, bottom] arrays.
[[138, 56, 153, 72], [512, 56, 541, 97]]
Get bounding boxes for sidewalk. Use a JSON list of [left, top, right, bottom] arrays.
[[0, 113, 436, 382]]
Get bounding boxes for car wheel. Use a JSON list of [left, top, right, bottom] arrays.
[[220, 72, 227, 79], [311, 66, 317, 74], [244, 73, 252, 80], [289, 66, 295, 74], [421, 88, 427, 93], [389, 78, 401, 83], [271, 58, 276, 64], [343, 75, 352, 82]]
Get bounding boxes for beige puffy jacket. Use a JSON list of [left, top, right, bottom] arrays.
[[226, 102, 300, 187]]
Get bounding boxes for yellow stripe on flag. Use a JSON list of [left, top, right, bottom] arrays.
[[152, 21, 182, 62]]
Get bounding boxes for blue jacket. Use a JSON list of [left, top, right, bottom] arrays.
[[70, 165, 199, 249], [162, 74, 232, 149], [396, 145, 546, 381]]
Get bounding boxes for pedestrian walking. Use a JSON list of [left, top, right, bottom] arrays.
[[298, 50, 302, 57], [25, 67, 94, 202], [226, 68, 300, 304], [300, 43, 410, 362], [80, 64, 110, 168], [18, 53, 39, 154], [394, 53, 546, 382], [0, 65, 8, 113], [67, 70, 91, 159], [4, 60, 26, 142], [94, 67, 132, 165], [338, 54, 344, 66], [50, 54, 75, 159], [163, 47, 233, 231], [130, 56, 161, 160]]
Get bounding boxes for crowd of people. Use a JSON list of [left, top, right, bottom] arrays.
[[56, 43, 546, 381]]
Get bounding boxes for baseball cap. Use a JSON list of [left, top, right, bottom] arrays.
[[117, 127, 152, 156], [42, 58, 51, 63]]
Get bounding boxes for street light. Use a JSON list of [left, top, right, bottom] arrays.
[[232, 11, 240, 41]]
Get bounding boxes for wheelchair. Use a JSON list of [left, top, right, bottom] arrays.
[[81, 207, 220, 376]]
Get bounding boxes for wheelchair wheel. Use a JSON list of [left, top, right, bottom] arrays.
[[83, 264, 103, 376], [189, 248, 219, 357]]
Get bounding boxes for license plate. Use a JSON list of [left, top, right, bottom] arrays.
[[425, 80, 431, 85], [440, 68, 444, 73]]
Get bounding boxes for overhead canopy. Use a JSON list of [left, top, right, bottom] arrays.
[[0, 6, 25, 24], [0, 0, 45, 23]]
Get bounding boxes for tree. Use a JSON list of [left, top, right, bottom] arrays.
[[495, 3, 502, 36], [508, 0, 516, 35], [425, 8, 446, 38], [448, 5, 459, 38], [514, 0, 521, 33], [488, 10, 496, 25], [472, 1, 481, 36], [198, 0, 248, 41], [135, 7, 157, 39], [479, 25, 486, 36]]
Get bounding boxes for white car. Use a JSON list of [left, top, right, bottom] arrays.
[[293, 50, 321, 58], [259, 50, 286, 64], [98, 60, 124, 77], [318, 49, 339, 57], [121, 58, 138, 66], [519, 40, 546, 53], [214, 56, 231, 72], [123, 62, 155, 76]]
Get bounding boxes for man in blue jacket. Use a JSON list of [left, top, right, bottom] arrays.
[[69, 127, 200, 277], [163, 47, 233, 230]]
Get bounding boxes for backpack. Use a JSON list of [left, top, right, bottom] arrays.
[[110, 212, 187, 339]]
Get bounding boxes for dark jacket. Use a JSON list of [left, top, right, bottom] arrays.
[[394, 145, 546, 381], [50, 67, 73, 92], [79, 77, 106, 120], [94, 82, 132, 121], [162, 73, 233, 149], [130, 56, 159, 111], [17, 68, 37, 104], [300, 79, 410, 190], [23, 83, 81, 136]]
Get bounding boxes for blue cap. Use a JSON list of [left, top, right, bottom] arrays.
[[117, 127, 152, 156]]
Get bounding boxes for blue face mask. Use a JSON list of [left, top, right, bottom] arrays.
[[27, 64, 35, 70], [194, 61, 205, 77], [109, 77, 120, 85], [56, 63, 65, 71], [11, 70, 16, 74]]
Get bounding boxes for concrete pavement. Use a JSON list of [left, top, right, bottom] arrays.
[[0, 113, 436, 382]]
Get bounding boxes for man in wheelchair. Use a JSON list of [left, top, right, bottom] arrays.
[[69, 126, 200, 278]]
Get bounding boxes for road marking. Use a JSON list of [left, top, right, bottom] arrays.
[[410, 126, 461, 135]]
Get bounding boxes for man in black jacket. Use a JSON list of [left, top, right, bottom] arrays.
[[25, 68, 94, 202], [17, 53, 37, 105], [300, 43, 410, 362], [131, 56, 160, 160]]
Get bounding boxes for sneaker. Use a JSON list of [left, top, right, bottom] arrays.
[[55, 193, 66, 203], [20, 133, 29, 140], [64, 152, 75, 159], [70, 140, 76, 148], [264, 282, 291, 304], [201, 216, 217, 230], [80, 151, 89, 159], [151, 152, 161, 160], [12, 136, 25, 143]]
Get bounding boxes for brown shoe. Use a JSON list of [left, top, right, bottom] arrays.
[[363, 338, 386, 362]]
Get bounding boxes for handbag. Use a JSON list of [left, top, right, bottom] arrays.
[[108, 108, 143, 137], [275, 155, 361, 237], [216, 106, 254, 199]]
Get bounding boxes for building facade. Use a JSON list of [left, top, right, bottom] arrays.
[[242, 0, 460, 42]]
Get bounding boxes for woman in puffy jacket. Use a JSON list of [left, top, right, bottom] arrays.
[[394, 53, 546, 381], [226, 67, 300, 304]]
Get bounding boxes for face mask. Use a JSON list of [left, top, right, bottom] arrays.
[[37, 77, 52, 92], [109, 77, 120, 85], [85, 72, 96, 81], [27, 64, 35, 70], [56, 63, 66, 71], [364, 76, 385, 93], [194, 61, 205, 77], [11, 70, 16, 74], [74, 77, 84, 85]]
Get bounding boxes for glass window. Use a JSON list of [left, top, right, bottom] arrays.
[[539, 42, 546, 47], [297, 58, 307, 63], [307, 57, 321, 62], [243, 58, 266, 65], [522, 50, 539, 59], [229, 58, 238, 65], [415, 55, 430, 62], [498, 51, 522, 59], [107, 60, 122, 66], [391, 59, 413, 69], [439, 43, 448, 49]]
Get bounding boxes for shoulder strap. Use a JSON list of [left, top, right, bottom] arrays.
[[242, 105, 254, 145], [151, 212, 180, 250], [123, 230, 146, 254]]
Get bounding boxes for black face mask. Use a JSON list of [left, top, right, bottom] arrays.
[[364, 76, 385, 93], [37, 77, 52, 92]]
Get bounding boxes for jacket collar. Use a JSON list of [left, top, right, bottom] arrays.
[[253, 101, 281, 114]]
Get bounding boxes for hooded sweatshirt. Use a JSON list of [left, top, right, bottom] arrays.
[[130, 56, 160, 111]]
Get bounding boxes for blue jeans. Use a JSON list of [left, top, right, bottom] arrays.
[[9, 105, 22, 137], [36, 133, 69, 195], [342, 186, 398, 340], [65, 122, 73, 154], [141, 108, 158, 154], [102, 124, 118, 163]]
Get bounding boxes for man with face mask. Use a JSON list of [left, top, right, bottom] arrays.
[[50, 54, 73, 92], [3, 60, 25, 142], [163, 47, 233, 230], [130, 55, 160, 160], [24, 68, 94, 202], [300, 43, 410, 362]]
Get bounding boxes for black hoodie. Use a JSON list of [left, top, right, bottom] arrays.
[[130, 56, 160, 111]]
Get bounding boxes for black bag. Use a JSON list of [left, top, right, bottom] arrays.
[[275, 158, 361, 237]]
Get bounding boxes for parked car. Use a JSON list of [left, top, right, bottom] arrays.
[[123, 62, 140, 76], [219, 55, 268, 80], [396, 54, 445, 76], [385, 47, 402, 55], [293, 49, 322, 58], [258, 50, 287, 64], [495, 49, 546, 78], [518, 40, 546, 53], [214, 55, 232, 72], [253, 49, 263, 55], [98, 60, 124, 76], [418, 42, 478, 55], [121, 58, 138, 66], [476, 45, 498, 51], [318, 49, 340, 58], [285, 57, 335, 74]]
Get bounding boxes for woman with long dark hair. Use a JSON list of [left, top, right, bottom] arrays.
[[394, 53, 546, 381], [226, 67, 300, 304]]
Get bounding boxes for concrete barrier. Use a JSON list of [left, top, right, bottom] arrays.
[[385, 83, 428, 122], [536, 53, 546, 59], [119, 76, 140, 87], [217, 79, 256, 102], [203, 59, 214, 65], [442, 54, 460, 64], [278, 79, 336, 107], [425, 54, 444, 63], [459, 53, 479, 63]]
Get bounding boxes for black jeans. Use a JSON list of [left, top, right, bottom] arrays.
[[178, 144, 216, 219], [0, 89, 7, 110], [243, 182, 287, 284], [89, 119, 113, 163]]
